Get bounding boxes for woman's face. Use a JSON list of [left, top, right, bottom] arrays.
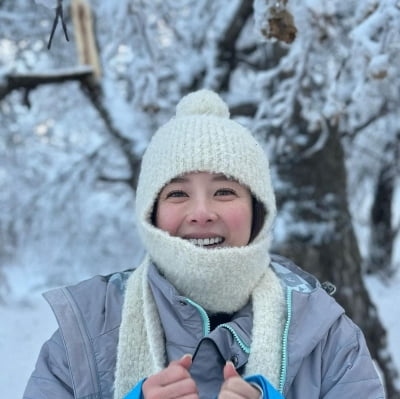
[[155, 172, 253, 248]]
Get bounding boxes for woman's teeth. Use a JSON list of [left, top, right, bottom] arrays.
[[188, 237, 224, 247]]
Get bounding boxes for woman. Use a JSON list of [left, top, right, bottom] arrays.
[[24, 89, 385, 399]]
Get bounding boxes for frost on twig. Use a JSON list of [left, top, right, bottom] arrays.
[[254, 0, 297, 43]]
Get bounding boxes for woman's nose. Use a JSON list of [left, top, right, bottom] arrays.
[[187, 200, 217, 224]]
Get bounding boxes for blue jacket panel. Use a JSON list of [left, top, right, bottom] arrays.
[[123, 375, 283, 399], [245, 375, 284, 399]]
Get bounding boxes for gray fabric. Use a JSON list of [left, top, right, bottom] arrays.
[[147, 262, 206, 358], [271, 257, 314, 293], [148, 262, 253, 398], [23, 256, 385, 399], [23, 272, 130, 399], [190, 337, 227, 398]]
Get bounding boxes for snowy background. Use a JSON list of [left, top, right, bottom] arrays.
[[1, 0, 400, 397]]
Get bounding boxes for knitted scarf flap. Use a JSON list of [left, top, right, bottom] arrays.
[[113, 258, 286, 399]]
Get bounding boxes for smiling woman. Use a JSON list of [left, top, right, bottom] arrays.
[[24, 89, 385, 399]]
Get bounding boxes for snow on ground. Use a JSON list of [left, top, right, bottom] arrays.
[[0, 271, 399, 398], [0, 292, 57, 399], [365, 271, 400, 378]]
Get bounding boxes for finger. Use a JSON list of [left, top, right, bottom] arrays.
[[143, 356, 197, 398], [177, 353, 193, 370], [144, 362, 190, 388], [220, 377, 261, 399], [223, 361, 239, 380], [160, 376, 198, 398], [144, 375, 198, 399]]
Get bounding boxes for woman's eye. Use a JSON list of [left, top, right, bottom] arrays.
[[215, 188, 236, 196], [165, 190, 188, 199]]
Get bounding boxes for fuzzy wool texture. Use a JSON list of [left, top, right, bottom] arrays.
[[113, 259, 165, 399], [245, 268, 286, 388], [176, 89, 230, 118], [135, 89, 278, 313], [113, 257, 286, 398], [141, 222, 272, 313]]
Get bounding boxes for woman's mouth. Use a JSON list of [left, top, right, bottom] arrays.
[[187, 237, 225, 247]]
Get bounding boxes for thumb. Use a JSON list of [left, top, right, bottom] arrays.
[[177, 354, 193, 370], [223, 361, 239, 380]]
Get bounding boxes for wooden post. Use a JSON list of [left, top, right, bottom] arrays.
[[71, 0, 102, 80]]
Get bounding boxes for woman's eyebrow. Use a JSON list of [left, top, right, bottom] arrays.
[[168, 177, 188, 184]]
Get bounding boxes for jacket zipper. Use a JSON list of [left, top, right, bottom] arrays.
[[184, 297, 211, 336], [185, 289, 293, 393], [218, 324, 251, 354], [279, 287, 293, 394], [184, 298, 250, 355]]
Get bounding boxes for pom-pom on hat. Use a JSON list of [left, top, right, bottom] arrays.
[[136, 89, 276, 241], [176, 89, 229, 118]]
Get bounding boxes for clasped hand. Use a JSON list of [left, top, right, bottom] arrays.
[[142, 354, 261, 399]]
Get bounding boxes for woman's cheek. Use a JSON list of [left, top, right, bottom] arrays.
[[155, 204, 182, 236], [227, 202, 252, 227]]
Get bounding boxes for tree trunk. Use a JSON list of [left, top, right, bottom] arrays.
[[368, 139, 398, 276], [273, 109, 399, 398]]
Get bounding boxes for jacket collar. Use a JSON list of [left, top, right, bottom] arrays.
[[148, 262, 253, 366]]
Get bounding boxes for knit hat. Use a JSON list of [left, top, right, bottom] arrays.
[[135, 89, 277, 313], [136, 89, 276, 235]]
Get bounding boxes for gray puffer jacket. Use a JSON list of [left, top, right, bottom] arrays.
[[23, 255, 385, 399]]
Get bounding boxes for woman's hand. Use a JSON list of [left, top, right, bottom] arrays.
[[142, 354, 199, 399], [218, 362, 261, 399]]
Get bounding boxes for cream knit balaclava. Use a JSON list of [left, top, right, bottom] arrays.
[[135, 89, 277, 313], [114, 90, 285, 398]]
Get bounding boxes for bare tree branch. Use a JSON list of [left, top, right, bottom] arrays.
[[79, 79, 142, 187], [216, 0, 254, 91], [230, 102, 258, 117], [0, 66, 93, 102], [348, 102, 389, 138]]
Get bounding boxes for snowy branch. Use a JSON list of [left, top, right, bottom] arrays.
[[79, 79, 142, 187], [215, 0, 254, 90], [349, 102, 389, 138], [230, 102, 258, 117], [0, 66, 94, 104]]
